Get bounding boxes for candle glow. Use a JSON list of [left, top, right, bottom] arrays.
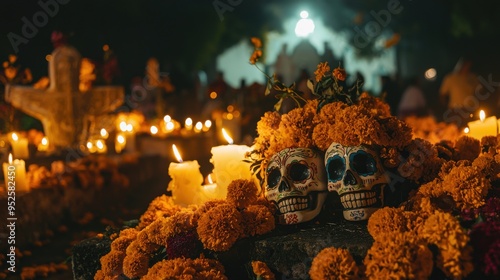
[[150, 125, 159, 135], [222, 128, 233, 144], [480, 110, 486, 122], [100, 128, 109, 139], [172, 144, 183, 162]]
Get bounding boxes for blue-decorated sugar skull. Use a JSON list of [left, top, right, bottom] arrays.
[[325, 143, 390, 221]]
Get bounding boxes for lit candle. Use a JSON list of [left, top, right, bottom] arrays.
[[194, 122, 203, 133], [165, 121, 175, 133], [100, 128, 109, 139], [3, 153, 29, 192], [185, 118, 193, 130], [115, 134, 126, 153], [10, 132, 29, 159], [37, 137, 49, 152], [119, 121, 136, 153], [96, 139, 107, 154], [200, 173, 218, 203], [167, 144, 204, 206], [467, 110, 497, 140], [203, 120, 212, 132], [150, 125, 159, 135], [210, 128, 253, 199]]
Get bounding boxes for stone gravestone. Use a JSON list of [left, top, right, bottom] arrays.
[[5, 45, 124, 150]]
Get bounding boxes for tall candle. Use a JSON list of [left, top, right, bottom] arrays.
[[10, 132, 29, 159], [210, 128, 253, 199], [3, 153, 29, 192], [167, 144, 203, 206], [467, 110, 497, 140]]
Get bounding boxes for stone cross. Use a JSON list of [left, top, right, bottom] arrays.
[[5, 45, 124, 149]]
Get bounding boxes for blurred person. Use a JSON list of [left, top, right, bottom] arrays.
[[398, 77, 427, 119], [439, 59, 480, 125]]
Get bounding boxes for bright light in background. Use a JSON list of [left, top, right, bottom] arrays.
[[425, 68, 437, 81], [295, 10, 315, 37]]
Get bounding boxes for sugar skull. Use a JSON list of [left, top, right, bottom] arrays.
[[265, 148, 327, 225], [325, 143, 389, 221]]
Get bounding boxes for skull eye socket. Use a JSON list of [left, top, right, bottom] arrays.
[[288, 162, 310, 182], [327, 155, 345, 182], [266, 167, 281, 189], [350, 151, 377, 176]]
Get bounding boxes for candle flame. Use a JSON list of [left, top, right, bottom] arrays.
[[96, 140, 104, 149], [163, 115, 171, 123], [11, 132, 18, 141], [41, 137, 48, 145], [8, 153, 12, 164], [185, 118, 193, 127], [204, 120, 212, 128], [150, 125, 158, 135], [86, 141, 93, 149], [117, 134, 125, 144], [166, 121, 175, 131], [222, 128, 233, 144], [195, 121, 203, 131], [172, 144, 183, 162], [480, 110, 486, 122], [464, 127, 470, 134], [208, 174, 214, 184], [119, 121, 127, 131], [100, 128, 108, 138]]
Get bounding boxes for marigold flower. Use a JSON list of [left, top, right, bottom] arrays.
[[251, 37, 262, 48], [310, 247, 360, 280], [333, 67, 347, 81], [226, 179, 259, 209], [454, 135, 480, 162], [252, 261, 275, 280], [367, 207, 408, 241], [364, 232, 433, 280], [314, 62, 330, 82], [142, 257, 227, 280], [420, 211, 474, 279], [241, 204, 275, 236], [197, 204, 243, 251], [138, 194, 182, 229], [8, 54, 17, 64], [4, 66, 17, 80], [250, 49, 263, 65]]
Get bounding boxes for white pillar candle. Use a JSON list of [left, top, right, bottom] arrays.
[[467, 110, 497, 140], [3, 153, 29, 192], [10, 132, 29, 159], [167, 144, 203, 207], [210, 128, 253, 199]]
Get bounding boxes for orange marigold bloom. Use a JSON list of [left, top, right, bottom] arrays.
[[364, 232, 433, 280], [142, 257, 227, 280], [138, 194, 182, 229], [454, 135, 480, 162], [226, 179, 259, 209], [251, 37, 262, 48], [442, 165, 490, 210], [420, 211, 474, 279], [333, 67, 347, 81], [252, 261, 275, 280], [367, 207, 408, 241], [4, 66, 17, 80], [197, 204, 243, 251], [309, 247, 360, 280], [241, 205, 275, 237], [250, 49, 263, 65], [314, 62, 330, 82]]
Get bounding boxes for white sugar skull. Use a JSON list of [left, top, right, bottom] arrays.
[[265, 148, 327, 225], [325, 143, 389, 221]]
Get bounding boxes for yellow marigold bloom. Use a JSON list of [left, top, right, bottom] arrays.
[[333, 67, 347, 81], [309, 247, 360, 280], [314, 62, 330, 82], [251, 37, 262, 48], [252, 261, 275, 280], [226, 179, 258, 209], [364, 232, 433, 280], [420, 211, 474, 279]]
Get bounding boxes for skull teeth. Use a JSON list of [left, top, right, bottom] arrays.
[[340, 191, 378, 209], [278, 197, 309, 214]]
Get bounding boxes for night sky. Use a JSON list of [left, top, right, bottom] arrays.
[[1, 0, 499, 90]]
